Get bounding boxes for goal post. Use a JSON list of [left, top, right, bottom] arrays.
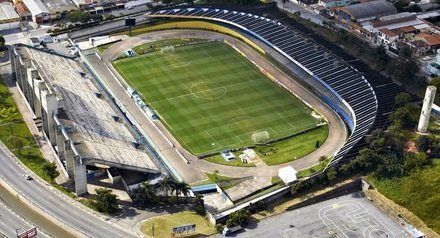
[[251, 131, 270, 143]]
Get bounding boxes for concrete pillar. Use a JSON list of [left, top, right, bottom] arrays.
[[73, 156, 87, 196], [55, 125, 65, 159], [417, 86, 437, 133], [64, 140, 75, 179]]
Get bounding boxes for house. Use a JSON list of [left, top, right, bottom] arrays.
[[407, 40, 431, 57], [14, 2, 31, 21], [318, 0, 347, 9], [377, 28, 399, 45], [22, 0, 50, 23], [415, 33, 440, 50], [337, 0, 397, 23], [0, 2, 20, 30]]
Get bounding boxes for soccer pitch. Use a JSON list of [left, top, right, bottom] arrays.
[[114, 42, 320, 155]]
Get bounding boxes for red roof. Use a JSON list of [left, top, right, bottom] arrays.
[[379, 28, 398, 37], [14, 2, 30, 16]]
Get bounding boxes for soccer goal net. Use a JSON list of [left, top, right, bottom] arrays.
[[251, 131, 270, 143], [160, 46, 175, 55]]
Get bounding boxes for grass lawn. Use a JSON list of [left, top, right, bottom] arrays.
[[114, 42, 320, 155], [258, 125, 328, 165], [140, 211, 217, 237], [297, 157, 331, 178], [368, 160, 440, 233], [131, 38, 206, 55], [0, 77, 50, 181], [191, 172, 234, 187], [204, 153, 256, 167]]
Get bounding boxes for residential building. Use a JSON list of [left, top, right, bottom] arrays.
[[318, 0, 347, 9], [14, 2, 31, 21], [377, 28, 399, 45]]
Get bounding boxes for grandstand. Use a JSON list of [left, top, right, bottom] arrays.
[[11, 44, 160, 195], [145, 8, 379, 168]]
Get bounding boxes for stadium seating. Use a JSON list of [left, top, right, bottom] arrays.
[[146, 8, 383, 168]]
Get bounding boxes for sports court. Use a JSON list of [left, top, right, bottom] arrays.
[[230, 193, 408, 238], [113, 42, 320, 155]]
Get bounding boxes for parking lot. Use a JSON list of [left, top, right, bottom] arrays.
[[225, 193, 409, 238]]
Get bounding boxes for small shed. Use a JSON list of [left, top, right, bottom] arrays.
[[278, 166, 298, 185]]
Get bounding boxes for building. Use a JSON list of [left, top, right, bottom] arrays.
[[337, 0, 397, 23], [377, 28, 399, 45], [14, 2, 31, 21], [414, 33, 440, 51], [10, 44, 161, 195], [22, 0, 50, 23], [39, 0, 77, 20], [0, 2, 20, 31], [318, 0, 347, 9]]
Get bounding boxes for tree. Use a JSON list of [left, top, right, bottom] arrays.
[[326, 168, 338, 181], [395, 92, 411, 106], [159, 176, 173, 198], [95, 188, 118, 213], [175, 181, 190, 197], [0, 35, 5, 46], [226, 209, 250, 227], [416, 136, 431, 152], [430, 77, 440, 100], [213, 170, 219, 179], [0, 107, 19, 135], [193, 195, 205, 216], [42, 161, 60, 183], [91, 14, 103, 22], [372, 45, 389, 66], [131, 182, 156, 209], [7, 135, 25, 155]]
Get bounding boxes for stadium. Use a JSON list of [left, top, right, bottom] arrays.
[[8, 5, 415, 223]]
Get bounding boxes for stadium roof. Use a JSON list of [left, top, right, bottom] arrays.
[[16, 45, 159, 173], [0, 3, 19, 21], [342, 0, 397, 20]]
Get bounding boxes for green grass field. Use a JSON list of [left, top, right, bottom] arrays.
[[114, 42, 320, 155], [369, 160, 440, 233]]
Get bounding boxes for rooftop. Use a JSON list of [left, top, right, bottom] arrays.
[[17, 45, 159, 172], [14, 2, 31, 17], [379, 28, 398, 37], [22, 0, 49, 16], [343, 0, 397, 20], [417, 33, 440, 46], [40, 0, 77, 13], [0, 2, 19, 21]]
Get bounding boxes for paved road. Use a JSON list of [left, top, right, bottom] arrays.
[[214, 193, 408, 238], [274, 0, 327, 26], [0, 142, 137, 237], [0, 199, 48, 238], [89, 30, 346, 183], [71, 14, 149, 40]]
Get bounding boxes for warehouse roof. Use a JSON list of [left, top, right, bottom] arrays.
[[343, 0, 397, 20], [22, 0, 49, 16], [0, 3, 19, 21]]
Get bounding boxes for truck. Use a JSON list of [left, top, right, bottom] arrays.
[[222, 225, 242, 236]]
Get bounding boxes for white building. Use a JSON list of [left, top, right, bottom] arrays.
[[22, 0, 50, 23], [278, 166, 298, 185], [377, 28, 399, 45], [0, 3, 20, 31]]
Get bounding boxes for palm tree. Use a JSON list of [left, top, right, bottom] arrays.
[[159, 176, 173, 198]]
